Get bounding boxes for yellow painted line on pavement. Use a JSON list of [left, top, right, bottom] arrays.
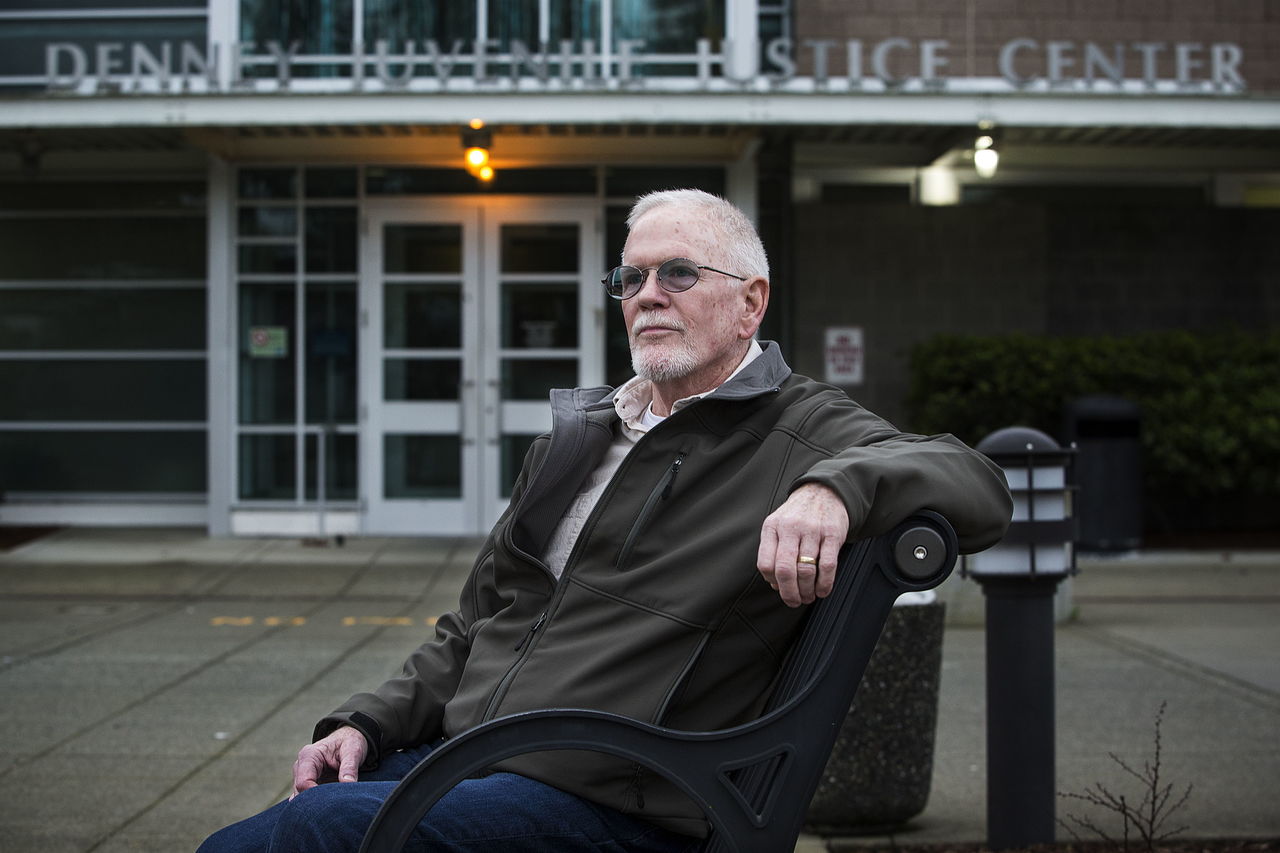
[[341, 616, 413, 627], [209, 616, 440, 627]]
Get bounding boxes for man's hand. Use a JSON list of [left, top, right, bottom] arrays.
[[756, 483, 850, 608], [291, 725, 368, 799]]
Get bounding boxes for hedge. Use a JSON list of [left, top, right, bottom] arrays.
[[906, 330, 1280, 511]]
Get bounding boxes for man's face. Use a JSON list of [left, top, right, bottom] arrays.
[[621, 207, 757, 389]]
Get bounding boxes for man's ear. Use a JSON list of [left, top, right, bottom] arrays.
[[739, 276, 770, 339]]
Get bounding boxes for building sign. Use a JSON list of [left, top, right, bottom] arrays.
[[825, 327, 864, 386], [36, 37, 1247, 95], [249, 326, 288, 358]]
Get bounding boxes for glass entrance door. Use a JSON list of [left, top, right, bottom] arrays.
[[360, 198, 601, 535]]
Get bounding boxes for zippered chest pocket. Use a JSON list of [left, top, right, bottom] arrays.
[[615, 452, 685, 571]]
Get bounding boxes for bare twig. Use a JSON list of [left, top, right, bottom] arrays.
[[1056, 701, 1194, 852]]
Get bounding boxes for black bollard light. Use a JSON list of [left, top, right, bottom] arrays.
[[964, 426, 1076, 851]]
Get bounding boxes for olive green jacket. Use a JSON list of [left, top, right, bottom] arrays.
[[318, 341, 1012, 837]]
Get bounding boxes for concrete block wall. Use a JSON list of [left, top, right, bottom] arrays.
[[791, 201, 1048, 428], [790, 199, 1280, 430], [1045, 205, 1280, 336]]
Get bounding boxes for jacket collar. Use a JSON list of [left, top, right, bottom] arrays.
[[584, 340, 792, 414]]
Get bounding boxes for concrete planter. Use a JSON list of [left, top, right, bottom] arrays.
[[804, 595, 946, 833]]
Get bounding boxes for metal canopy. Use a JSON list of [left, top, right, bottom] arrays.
[[3, 89, 1279, 131], [5, 121, 1280, 153]]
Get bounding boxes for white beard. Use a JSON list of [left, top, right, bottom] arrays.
[[629, 312, 700, 383]]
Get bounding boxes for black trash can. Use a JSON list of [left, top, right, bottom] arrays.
[[1063, 395, 1142, 551]]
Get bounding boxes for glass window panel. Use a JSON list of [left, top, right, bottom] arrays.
[[20, 1, 208, 11], [238, 243, 297, 274], [502, 358, 578, 401], [612, 0, 725, 47], [384, 434, 460, 498], [384, 358, 460, 401], [238, 168, 297, 200], [305, 282, 357, 423], [239, 283, 296, 424], [604, 205, 633, 385], [500, 224, 578, 273], [488, 169, 596, 195], [238, 433, 295, 500], [305, 432, 357, 501], [0, 217, 205, 279], [613, 0, 724, 76], [366, 168, 477, 195], [603, 167, 726, 198], [502, 283, 579, 349], [0, 17, 206, 78], [500, 433, 538, 499], [488, 2, 537, 43], [239, 206, 297, 237], [384, 283, 461, 348], [1, 179, 205, 211], [304, 167, 358, 198], [758, 10, 784, 61], [0, 430, 205, 493], [0, 360, 204, 421], [366, 167, 594, 196], [305, 206, 357, 272], [0, 287, 204, 350], [383, 224, 461, 273], [548, 0, 601, 43], [239, 0, 354, 78], [364, 1, 474, 47]]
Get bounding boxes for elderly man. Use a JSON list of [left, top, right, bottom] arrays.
[[200, 189, 1011, 853]]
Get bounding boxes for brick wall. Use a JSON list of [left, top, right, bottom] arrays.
[[1045, 204, 1280, 335], [790, 199, 1280, 428], [791, 0, 1280, 93]]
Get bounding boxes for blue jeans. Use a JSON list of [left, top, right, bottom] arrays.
[[197, 743, 698, 853]]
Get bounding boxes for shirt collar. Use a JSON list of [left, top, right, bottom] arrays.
[[614, 339, 764, 433]]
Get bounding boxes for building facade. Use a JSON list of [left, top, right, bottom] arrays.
[[2, 1, 1277, 536]]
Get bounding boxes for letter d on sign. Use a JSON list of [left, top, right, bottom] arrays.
[[46, 42, 88, 87]]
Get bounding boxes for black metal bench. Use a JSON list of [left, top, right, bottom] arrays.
[[359, 511, 958, 853]]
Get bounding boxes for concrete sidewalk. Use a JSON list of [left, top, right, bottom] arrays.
[[0, 528, 1276, 852]]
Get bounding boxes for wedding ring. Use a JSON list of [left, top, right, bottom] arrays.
[[797, 555, 817, 565]]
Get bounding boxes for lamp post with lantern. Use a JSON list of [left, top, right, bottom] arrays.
[[965, 426, 1077, 851]]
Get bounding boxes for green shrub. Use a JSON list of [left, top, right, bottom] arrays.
[[906, 331, 1280, 510]]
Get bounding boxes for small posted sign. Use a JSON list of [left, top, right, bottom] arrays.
[[249, 326, 288, 358], [824, 327, 864, 385]]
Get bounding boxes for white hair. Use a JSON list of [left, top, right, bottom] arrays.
[[626, 189, 770, 281]]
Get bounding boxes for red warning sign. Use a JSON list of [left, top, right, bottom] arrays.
[[824, 327, 864, 385]]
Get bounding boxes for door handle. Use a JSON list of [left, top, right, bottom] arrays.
[[487, 378, 501, 447], [460, 379, 476, 446]]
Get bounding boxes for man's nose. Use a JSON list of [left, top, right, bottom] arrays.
[[633, 268, 669, 305]]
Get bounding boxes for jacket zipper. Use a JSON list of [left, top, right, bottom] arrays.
[[513, 611, 546, 652], [616, 452, 685, 569], [481, 609, 547, 721], [481, 440, 688, 721], [481, 453, 613, 723]]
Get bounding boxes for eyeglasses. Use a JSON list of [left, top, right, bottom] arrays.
[[602, 257, 747, 300]]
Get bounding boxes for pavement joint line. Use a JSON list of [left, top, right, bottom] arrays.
[[1070, 623, 1280, 713], [0, 536, 283, 670], [190, 537, 279, 596], [86, 538, 467, 852], [0, 599, 180, 669], [1, 591, 446, 603], [0, 539, 396, 781], [1076, 594, 1280, 604]]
